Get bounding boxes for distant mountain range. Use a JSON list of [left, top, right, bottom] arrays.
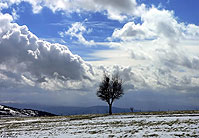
[[2, 103, 134, 115], [0, 104, 55, 117]]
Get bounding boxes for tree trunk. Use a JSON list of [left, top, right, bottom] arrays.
[[109, 104, 112, 115]]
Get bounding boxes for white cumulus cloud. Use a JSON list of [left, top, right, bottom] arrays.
[[111, 7, 199, 44], [0, 12, 95, 91], [60, 22, 95, 46], [0, 0, 143, 21]]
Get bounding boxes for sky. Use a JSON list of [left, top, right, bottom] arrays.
[[0, 0, 199, 111]]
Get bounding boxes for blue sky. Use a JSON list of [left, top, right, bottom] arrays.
[[141, 0, 199, 24], [0, 0, 199, 110], [1, 0, 198, 59]]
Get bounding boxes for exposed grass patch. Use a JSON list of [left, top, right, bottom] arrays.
[[143, 134, 159, 137], [114, 110, 199, 116], [108, 134, 115, 137], [174, 133, 185, 137], [68, 114, 109, 121], [127, 129, 139, 134], [89, 130, 98, 134]]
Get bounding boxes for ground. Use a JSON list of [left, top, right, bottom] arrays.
[[0, 111, 199, 138]]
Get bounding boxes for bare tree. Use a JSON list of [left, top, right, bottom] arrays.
[[97, 73, 124, 115]]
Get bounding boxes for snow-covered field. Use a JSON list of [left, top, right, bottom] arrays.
[[0, 112, 199, 138]]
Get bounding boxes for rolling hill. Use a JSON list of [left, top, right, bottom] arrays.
[[0, 104, 55, 117]]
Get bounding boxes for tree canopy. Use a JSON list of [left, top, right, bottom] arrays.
[[97, 73, 124, 115]]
